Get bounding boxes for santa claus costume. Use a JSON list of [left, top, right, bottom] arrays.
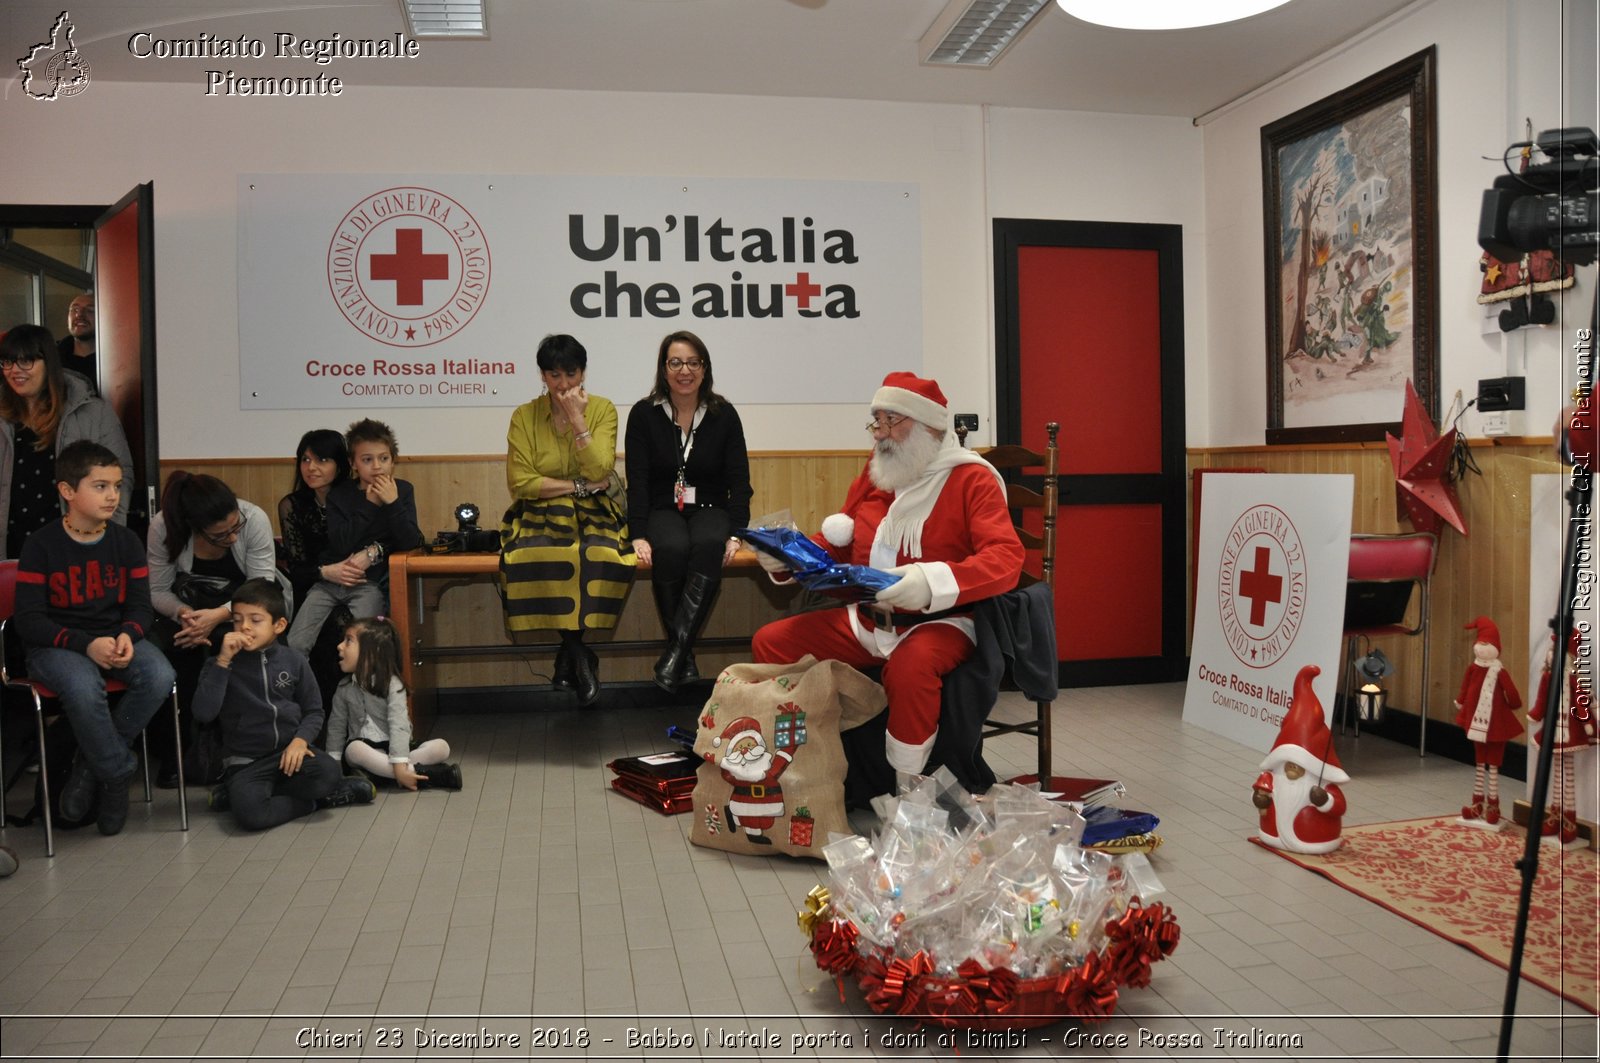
[[1452, 616, 1523, 828], [1530, 627, 1596, 846], [751, 372, 1024, 775], [1252, 665, 1348, 855], [712, 716, 793, 845]]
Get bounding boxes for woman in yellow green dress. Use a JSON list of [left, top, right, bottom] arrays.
[[500, 334, 636, 706]]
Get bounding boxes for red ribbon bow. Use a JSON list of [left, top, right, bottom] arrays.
[[863, 951, 932, 1014], [1103, 902, 1180, 989], [811, 919, 861, 976], [1056, 951, 1119, 1021]]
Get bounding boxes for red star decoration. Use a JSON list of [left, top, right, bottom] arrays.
[[1386, 380, 1467, 536]]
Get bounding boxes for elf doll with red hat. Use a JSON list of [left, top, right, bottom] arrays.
[[751, 372, 1024, 777], [1252, 664, 1348, 854], [1530, 626, 1596, 847], [1453, 616, 1523, 829]]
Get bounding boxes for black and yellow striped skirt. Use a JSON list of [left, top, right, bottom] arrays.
[[499, 495, 637, 632]]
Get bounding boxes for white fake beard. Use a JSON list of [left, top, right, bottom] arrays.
[[1271, 767, 1317, 842], [720, 747, 774, 782], [869, 424, 944, 492]]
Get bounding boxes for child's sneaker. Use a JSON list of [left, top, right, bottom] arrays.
[[60, 753, 98, 822], [208, 784, 231, 812], [317, 777, 377, 809], [96, 774, 131, 836]]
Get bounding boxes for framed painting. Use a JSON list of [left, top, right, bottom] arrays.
[[1263, 47, 1437, 445]]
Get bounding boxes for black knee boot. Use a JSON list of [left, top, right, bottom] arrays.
[[653, 572, 718, 693]]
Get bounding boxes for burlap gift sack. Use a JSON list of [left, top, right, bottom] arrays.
[[689, 655, 885, 859]]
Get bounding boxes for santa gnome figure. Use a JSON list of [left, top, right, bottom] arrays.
[[1453, 616, 1523, 829], [1530, 626, 1596, 847], [1252, 664, 1349, 854], [712, 716, 794, 846]]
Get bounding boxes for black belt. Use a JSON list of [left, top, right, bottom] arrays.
[[858, 604, 966, 634]]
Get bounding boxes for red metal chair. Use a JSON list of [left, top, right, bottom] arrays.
[[0, 560, 188, 856], [1342, 532, 1438, 756]]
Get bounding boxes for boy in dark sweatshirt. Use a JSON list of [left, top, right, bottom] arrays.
[[16, 441, 176, 836], [191, 578, 372, 829]]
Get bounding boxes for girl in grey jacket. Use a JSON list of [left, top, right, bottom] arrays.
[[329, 617, 461, 790]]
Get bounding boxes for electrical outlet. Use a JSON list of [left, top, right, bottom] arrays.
[[1482, 412, 1509, 436]]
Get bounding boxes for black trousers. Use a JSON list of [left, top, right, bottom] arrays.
[[644, 506, 731, 586]]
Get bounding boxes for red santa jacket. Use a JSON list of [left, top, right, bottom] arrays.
[[819, 462, 1024, 612], [1454, 662, 1522, 743]]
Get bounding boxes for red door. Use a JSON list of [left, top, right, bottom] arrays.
[[995, 220, 1187, 685]]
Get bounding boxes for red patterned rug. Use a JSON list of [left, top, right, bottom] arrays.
[[1252, 817, 1599, 1013]]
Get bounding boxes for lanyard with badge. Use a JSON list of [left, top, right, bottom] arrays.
[[673, 405, 705, 510]]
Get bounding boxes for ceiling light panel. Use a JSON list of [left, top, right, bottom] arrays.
[[400, 0, 488, 39], [921, 0, 1052, 67]]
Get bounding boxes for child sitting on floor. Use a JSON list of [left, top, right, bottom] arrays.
[[329, 617, 461, 790], [191, 578, 373, 829]]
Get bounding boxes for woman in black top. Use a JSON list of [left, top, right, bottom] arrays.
[[625, 331, 752, 692]]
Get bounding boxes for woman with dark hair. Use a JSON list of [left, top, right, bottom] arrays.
[[500, 334, 636, 706], [277, 429, 351, 610], [146, 471, 280, 786], [625, 331, 752, 692], [0, 324, 133, 559]]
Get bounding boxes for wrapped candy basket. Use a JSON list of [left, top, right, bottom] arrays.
[[794, 774, 1180, 1030]]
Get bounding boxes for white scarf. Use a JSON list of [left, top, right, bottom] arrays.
[[875, 431, 1007, 560], [1467, 659, 1503, 742]]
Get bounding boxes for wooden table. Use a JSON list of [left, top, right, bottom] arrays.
[[388, 548, 764, 735]]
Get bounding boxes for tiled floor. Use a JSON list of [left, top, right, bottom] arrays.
[[0, 683, 1595, 1061]]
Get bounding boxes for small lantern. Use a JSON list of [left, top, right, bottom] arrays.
[[1353, 645, 1394, 724]]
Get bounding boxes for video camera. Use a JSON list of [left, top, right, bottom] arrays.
[[1479, 127, 1599, 266]]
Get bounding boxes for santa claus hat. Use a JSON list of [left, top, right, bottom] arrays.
[[712, 716, 762, 749], [1260, 664, 1349, 783], [873, 372, 951, 431], [1465, 616, 1502, 651]]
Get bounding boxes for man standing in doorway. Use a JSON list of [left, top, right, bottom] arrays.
[[58, 292, 97, 391]]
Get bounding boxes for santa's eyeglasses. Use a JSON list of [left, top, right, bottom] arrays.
[[865, 412, 908, 433]]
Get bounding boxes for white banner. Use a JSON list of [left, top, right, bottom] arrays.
[[237, 173, 922, 409], [1526, 474, 1598, 822], [1184, 474, 1353, 751]]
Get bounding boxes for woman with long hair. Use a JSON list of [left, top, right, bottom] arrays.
[[146, 471, 281, 786], [624, 331, 751, 693], [0, 324, 133, 559]]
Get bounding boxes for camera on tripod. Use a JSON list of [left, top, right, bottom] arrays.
[[1479, 127, 1599, 266]]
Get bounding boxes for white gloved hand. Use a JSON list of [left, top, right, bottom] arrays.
[[874, 564, 932, 611], [756, 549, 790, 576]]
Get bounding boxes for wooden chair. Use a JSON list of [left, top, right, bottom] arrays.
[[1342, 532, 1438, 756], [0, 560, 188, 856], [972, 422, 1061, 783]]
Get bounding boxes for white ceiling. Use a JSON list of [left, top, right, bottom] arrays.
[[13, 0, 1424, 117]]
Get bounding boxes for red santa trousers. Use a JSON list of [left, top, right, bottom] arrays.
[[752, 609, 972, 765]]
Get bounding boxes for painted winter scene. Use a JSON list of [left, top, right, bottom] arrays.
[[1274, 95, 1415, 431]]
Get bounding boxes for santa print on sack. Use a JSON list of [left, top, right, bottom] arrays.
[[1453, 616, 1522, 830], [1252, 664, 1348, 854], [709, 711, 803, 846]]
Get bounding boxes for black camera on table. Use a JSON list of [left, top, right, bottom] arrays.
[[431, 501, 500, 553], [1479, 127, 1598, 266]]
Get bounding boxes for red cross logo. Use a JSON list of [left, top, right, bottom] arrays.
[[369, 228, 449, 306], [1237, 545, 1283, 628], [785, 272, 822, 310]]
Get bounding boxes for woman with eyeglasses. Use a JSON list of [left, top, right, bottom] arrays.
[[624, 331, 752, 694], [0, 324, 133, 559], [501, 334, 635, 707], [146, 471, 281, 787]]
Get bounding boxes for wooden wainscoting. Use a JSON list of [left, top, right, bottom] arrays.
[[1187, 439, 1564, 740], [158, 450, 871, 686]]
